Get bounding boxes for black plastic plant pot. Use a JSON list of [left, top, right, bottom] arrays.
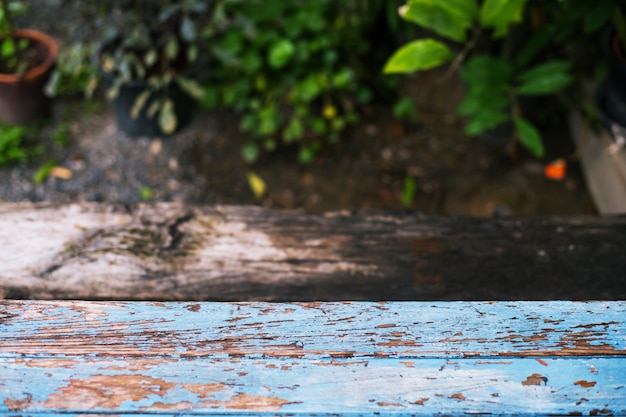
[[107, 77, 195, 138], [95, 44, 196, 138]]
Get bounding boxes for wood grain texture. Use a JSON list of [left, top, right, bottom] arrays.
[[1, 301, 625, 416], [1, 203, 626, 301]]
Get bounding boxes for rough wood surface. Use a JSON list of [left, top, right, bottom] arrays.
[[1, 300, 625, 416], [1, 203, 626, 301]]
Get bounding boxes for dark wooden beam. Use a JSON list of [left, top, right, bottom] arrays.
[[1, 203, 625, 301]]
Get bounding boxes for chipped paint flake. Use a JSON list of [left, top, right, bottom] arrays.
[[574, 380, 597, 388], [522, 373, 548, 386], [41, 375, 176, 409], [206, 393, 294, 411]]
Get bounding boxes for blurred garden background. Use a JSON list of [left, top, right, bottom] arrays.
[[0, 0, 613, 216]]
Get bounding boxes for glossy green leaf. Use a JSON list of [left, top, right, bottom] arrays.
[[480, 0, 526, 38], [460, 55, 512, 85], [514, 117, 545, 157], [268, 39, 295, 69], [383, 39, 453, 74], [516, 61, 573, 95], [464, 109, 510, 135], [457, 88, 510, 116], [400, 0, 478, 42]]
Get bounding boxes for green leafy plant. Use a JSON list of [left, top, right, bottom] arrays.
[[46, 42, 99, 98], [0, 0, 31, 77], [95, 0, 213, 134], [32, 159, 55, 184], [384, 0, 583, 158], [0, 122, 27, 165], [202, 0, 401, 163]]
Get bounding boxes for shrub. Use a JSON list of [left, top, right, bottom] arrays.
[[201, 0, 403, 163]]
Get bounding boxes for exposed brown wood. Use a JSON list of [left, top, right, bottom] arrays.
[[1, 203, 625, 301]]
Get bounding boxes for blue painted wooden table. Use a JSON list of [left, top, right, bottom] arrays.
[[1, 301, 625, 416]]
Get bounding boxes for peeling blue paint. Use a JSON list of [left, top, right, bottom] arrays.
[[1, 301, 625, 416]]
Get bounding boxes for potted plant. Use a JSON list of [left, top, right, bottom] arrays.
[[0, 0, 58, 125], [94, 0, 210, 137]]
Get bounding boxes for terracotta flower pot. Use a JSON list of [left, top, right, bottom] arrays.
[[0, 29, 58, 125]]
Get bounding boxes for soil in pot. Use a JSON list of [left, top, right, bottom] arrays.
[[0, 29, 58, 125]]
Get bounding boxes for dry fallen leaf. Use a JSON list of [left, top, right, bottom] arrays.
[[50, 166, 72, 180], [247, 171, 267, 198]]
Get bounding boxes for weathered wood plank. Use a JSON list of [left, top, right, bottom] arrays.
[[1, 301, 625, 416], [2, 301, 625, 358], [1, 203, 626, 301]]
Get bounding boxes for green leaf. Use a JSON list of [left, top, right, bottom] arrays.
[[131, 90, 151, 119], [513, 28, 553, 69], [268, 39, 295, 69], [460, 55, 512, 85], [299, 146, 315, 164], [457, 88, 510, 116], [514, 117, 545, 157], [241, 143, 260, 163], [140, 186, 153, 201], [165, 37, 179, 61], [583, 0, 620, 33], [480, 0, 526, 38], [332, 67, 353, 89], [516, 60, 573, 95], [177, 77, 206, 100], [283, 117, 304, 143], [400, 0, 478, 42], [1, 38, 15, 57], [33, 160, 56, 184], [383, 39, 453, 74], [181, 16, 196, 42], [295, 74, 322, 102], [144, 49, 158, 67], [393, 97, 416, 120], [401, 176, 417, 207], [464, 109, 510, 135], [159, 99, 178, 134]]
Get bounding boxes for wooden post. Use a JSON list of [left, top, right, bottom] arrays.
[[1, 203, 625, 301]]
